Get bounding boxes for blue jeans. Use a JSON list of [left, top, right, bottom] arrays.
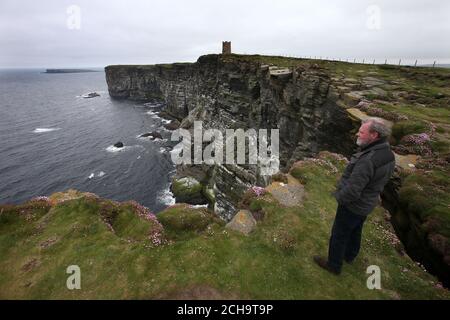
[[328, 204, 367, 273]]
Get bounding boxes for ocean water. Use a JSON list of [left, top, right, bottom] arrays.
[[0, 69, 176, 212]]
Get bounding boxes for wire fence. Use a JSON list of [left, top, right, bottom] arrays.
[[239, 51, 441, 68]]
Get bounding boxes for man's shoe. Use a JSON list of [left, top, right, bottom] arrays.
[[313, 256, 341, 275]]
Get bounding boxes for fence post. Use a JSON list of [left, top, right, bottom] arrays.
[[384, 59, 387, 64], [433, 61, 436, 68], [398, 59, 401, 66], [414, 60, 417, 67], [373, 59, 375, 65]]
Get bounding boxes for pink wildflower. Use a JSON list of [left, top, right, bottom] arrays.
[[250, 186, 266, 197]]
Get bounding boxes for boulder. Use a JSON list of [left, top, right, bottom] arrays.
[[114, 141, 124, 148], [164, 120, 181, 131], [342, 91, 363, 107], [83, 92, 100, 98], [140, 131, 163, 140], [225, 210, 257, 235], [171, 176, 207, 205]]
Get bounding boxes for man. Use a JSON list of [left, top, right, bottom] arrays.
[[314, 117, 396, 275]]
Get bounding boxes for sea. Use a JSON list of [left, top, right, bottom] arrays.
[[0, 68, 177, 212]]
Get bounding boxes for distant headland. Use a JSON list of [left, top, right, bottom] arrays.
[[43, 69, 100, 74]]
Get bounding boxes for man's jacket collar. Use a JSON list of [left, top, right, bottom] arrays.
[[352, 137, 390, 159], [359, 137, 388, 152]]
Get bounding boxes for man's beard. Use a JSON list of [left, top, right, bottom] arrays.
[[356, 137, 368, 147]]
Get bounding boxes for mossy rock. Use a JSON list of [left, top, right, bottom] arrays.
[[158, 204, 223, 239], [202, 186, 215, 206], [271, 172, 288, 184], [171, 176, 207, 205]]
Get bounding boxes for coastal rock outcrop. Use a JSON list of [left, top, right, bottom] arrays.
[[106, 55, 358, 220]]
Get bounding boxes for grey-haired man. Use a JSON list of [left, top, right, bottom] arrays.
[[314, 117, 396, 275]]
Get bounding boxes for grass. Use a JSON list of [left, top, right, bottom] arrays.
[[398, 169, 450, 239], [391, 120, 428, 142], [1, 157, 448, 299]]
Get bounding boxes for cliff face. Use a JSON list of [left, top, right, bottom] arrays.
[[106, 54, 358, 220]]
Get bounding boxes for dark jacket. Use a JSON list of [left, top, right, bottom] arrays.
[[333, 137, 395, 216]]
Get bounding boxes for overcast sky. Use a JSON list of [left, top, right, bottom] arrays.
[[1, 0, 449, 68]]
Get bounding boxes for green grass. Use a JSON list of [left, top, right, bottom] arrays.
[[398, 170, 450, 239], [1, 158, 448, 299], [391, 120, 428, 143]]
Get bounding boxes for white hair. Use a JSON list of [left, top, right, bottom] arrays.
[[362, 117, 391, 139]]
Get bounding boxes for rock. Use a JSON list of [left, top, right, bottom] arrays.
[[225, 210, 257, 235], [171, 176, 207, 205], [342, 91, 363, 107], [158, 203, 222, 234], [361, 77, 386, 88], [363, 87, 387, 99], [266, 174, 304, 207], [140, 131, 162, 140], [82, 92, 100, 98], [269, 67, 292, 79], [163, 120, 181, 131], [347, 107, 395, 127], [48, 189, 99, 205], [114, 141, 124, 148], [394, 153, 420, 171]]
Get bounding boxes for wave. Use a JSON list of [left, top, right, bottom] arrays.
[[157, 186, 176, 206], [33, 127, 61, 133], [106, 144, 144, 153], [143, 102, 163, 108], [106, 145, 125, 153], [146, 110, 159, 118], [189, 204, 208, 209], [88, 171, 106, 179]]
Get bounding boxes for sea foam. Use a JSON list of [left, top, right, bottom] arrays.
[[33, 128, 61, 133]]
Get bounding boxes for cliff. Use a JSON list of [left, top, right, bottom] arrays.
[[105, 54, 450, 288], [106, 55, 358, 220]]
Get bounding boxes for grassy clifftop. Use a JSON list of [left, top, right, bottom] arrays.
[[1, 153, 448, 299]]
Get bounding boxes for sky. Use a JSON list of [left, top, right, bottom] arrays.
[[1, 0, 449, 68]]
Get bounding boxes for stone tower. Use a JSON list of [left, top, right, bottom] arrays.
[[222, 41, 231, 54]]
